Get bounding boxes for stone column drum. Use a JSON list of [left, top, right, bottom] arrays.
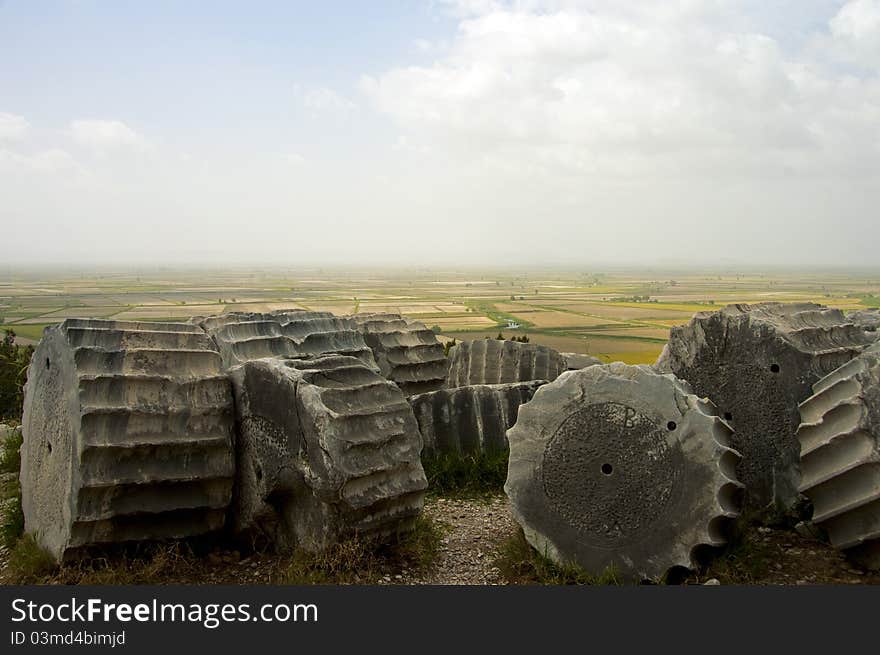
[[505, 363, 743, 580]]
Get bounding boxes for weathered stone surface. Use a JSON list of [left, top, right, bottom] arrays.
[[653, 343, 672, 373], [848, 308, 880, 337], [505, 363, 743, 580], [196, 310, 377, 371], [446, 339, 567, 388], [663, 302, 873, 509], [561, 352, 603, 370], [796, 342, 880, 569], [20, 319, 235, 562], [349, 313, 446, 396], [228, 354, 427, 551], [409, 381, 546, 457]]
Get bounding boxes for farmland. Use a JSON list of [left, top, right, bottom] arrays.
[[1, 267, 878, 364]]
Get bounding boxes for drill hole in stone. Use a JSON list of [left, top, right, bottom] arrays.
[[770, 363, 780, 373], [723, 412, 733, 421], [45, 357, 50, 370], [667, 421, 677, 431], [601, 463, 613, 475], [46, 441, 52, 454]]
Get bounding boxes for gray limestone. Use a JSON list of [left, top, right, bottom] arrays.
[[228, 354, 427, 551], [409, 380, 546, 458], [349, 313, 447, 396], [505, 363, 743, 580], [20, 319, 235, 562], [848, 308, 880, 337], [796, 342, 880, 569], [446, 339, 567, 388], [196, 310, 378, 371], [663, 302, 873, 509], [561, 352, 603, 370]]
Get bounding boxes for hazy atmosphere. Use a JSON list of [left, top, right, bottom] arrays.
[[4, 2, 880, 598], [1, 0, 879, 267]]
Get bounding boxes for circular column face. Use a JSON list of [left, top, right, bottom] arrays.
[[542, 402, 685, 548], [505, 363, 743, 580]]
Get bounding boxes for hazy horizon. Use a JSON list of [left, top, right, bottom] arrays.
[[2, 1, 879, 268]]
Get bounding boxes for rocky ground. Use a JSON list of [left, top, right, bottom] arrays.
[[400, 495, 514, 585], [2, 493, 879, 585]]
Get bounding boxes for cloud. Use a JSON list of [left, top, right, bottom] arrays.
[[0, 113, 30, 141], [829, 0, 880, 67], [362, 0, 880, 181], [0, 147, 87, 178], [68, 119, 149, 152], [297, 86, 357, 116]]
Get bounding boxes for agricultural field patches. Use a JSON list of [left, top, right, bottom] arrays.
[[10, 314, 66, 324], [356, 303, 449, 315], [226, 302, 307, 312], [547, 303, 692, 320], [432, 316, 498, 329], [301, 302, 358, 314], [112, 304, 228, 319], [41, 306, 126, 319], [586, 327, 671, 340], [511, 310, 621, 329], [598, 348, 666, 365]]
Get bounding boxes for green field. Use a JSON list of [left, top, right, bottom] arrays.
[[1, 268, 878, 365]]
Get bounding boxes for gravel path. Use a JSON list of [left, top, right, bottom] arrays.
[[401, 494, 515, 585]]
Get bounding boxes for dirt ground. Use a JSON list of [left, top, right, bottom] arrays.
[[2, 494, 878, 585]]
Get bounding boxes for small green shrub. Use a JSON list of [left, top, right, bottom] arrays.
[[4, 534, 56, 583], [0, 426, 22, 474], [422, 450, 509, 497], [0, 490, 24, 550]]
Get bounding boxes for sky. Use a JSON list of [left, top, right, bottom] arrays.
[[0, 0, 878, 269]]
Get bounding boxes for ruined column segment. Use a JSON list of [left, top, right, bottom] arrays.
[[409, 380, 546, 458], [505, 364, 743, 580], [663, 302, 873, 509], [229, 354, 428, 552], [349, 313, 447, 396], [848, 308, 880, 338], [20, 319, 235, 562], [445, 339, 567, 388], [560, 352, 603, 370], [796, 342, 880, 569], [196, 310, 377, 371]]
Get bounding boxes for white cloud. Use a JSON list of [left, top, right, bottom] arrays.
[[68, 119, 149, 151], [829, 0, 880, 67], [280, 152, 306, 165], [298, 86, 357, 115], [362, 1, 880, 181], [0, 113, 30, 141], [831, 0, 880, 42], [0, 147, 88, 179]]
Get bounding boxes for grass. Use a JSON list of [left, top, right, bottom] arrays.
[[422, 450, 509, 498], [282, 515, 445, 584], [1, 425, 24, 550], [4, 541, 211, 585], [4, 535, 56, 582], [1, 514, 446, 585], [1, 424, 22, 475], [494, 528, 622, 585], [0, 489, 24, 551]]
